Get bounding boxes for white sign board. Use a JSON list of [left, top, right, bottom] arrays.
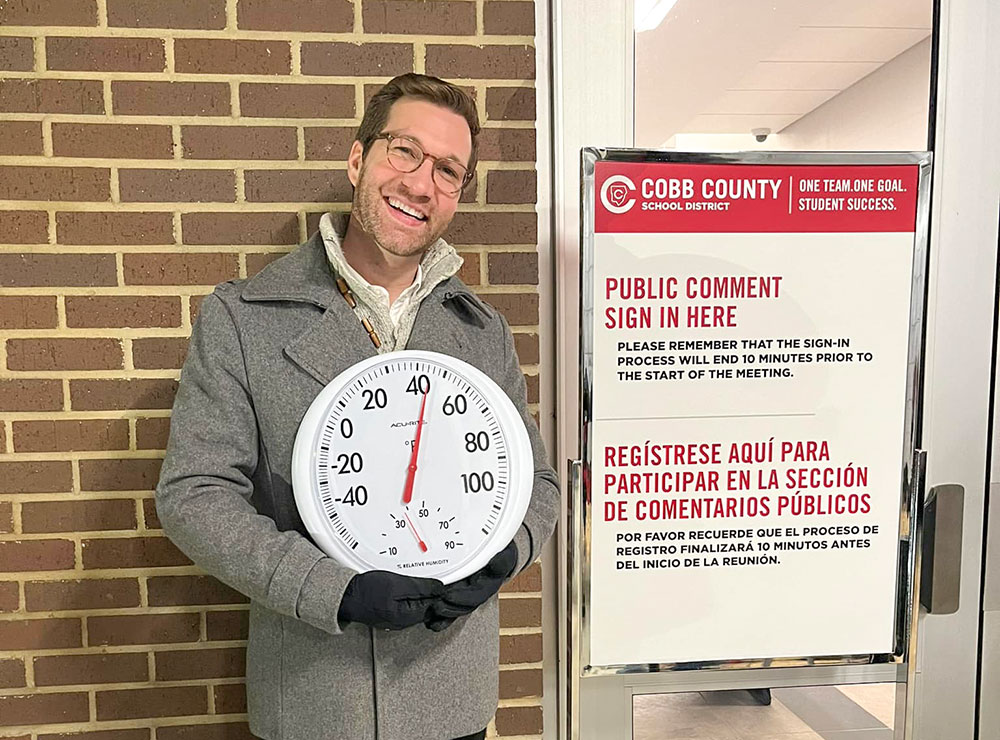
[[582, 155, 929, 667]]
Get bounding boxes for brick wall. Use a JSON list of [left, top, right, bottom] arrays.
[[0, 1, 543, 737]]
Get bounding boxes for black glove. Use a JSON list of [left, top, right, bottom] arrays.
[[338, 570, 445, 631], [425, 539, 518, 632]]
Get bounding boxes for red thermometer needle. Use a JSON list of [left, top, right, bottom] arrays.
[[402, 390, 428, 505], [404, 512, 428, 553]]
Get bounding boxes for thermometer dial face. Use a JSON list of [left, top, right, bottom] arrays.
[[292, 350, 533, 584]]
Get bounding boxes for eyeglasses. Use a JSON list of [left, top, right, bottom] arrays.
[[373, 133, 473, 196]]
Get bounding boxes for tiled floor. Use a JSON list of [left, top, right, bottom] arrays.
[[633, 684, 895, 740]]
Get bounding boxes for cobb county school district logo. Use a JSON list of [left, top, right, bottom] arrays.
[[600, 175, 636, 214]]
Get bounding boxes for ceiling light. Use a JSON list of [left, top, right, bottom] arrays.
[[635, 0, 679, 32]]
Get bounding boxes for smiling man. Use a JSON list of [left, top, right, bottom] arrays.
[[155, 74, 559, 740]]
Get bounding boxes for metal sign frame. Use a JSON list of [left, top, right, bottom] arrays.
[[568, 148, 933, 738]]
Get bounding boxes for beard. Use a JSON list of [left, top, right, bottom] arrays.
[[352, 166, 450, 258]]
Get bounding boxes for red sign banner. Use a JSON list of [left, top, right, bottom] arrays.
[[594, 162, 920, 234]]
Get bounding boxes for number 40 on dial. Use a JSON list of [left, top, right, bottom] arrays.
[[292, 350, 533, 584]]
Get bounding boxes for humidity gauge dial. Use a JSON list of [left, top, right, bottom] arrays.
[[292, 350, 533, 584]]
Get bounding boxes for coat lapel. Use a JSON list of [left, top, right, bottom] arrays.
[[241, 233, 377, 387], [284, 299, 377, 387]]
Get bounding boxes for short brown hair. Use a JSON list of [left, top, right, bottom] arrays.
[[355, 73, 480, 172]]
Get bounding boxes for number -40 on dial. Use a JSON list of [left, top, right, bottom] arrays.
[[292, 350, 533, 584]]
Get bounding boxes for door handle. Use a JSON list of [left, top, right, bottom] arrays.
[[920, 483, 965, 614]]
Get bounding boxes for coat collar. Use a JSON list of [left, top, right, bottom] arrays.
[[240, 234, 494, 387]]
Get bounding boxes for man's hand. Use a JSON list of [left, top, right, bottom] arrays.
[[338, 570, 445, 630], [425, 539, 518, 631]]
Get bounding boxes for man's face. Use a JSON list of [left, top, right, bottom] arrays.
[[347, 98, 472, 258]]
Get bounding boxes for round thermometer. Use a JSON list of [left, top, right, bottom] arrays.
[[292, 350, 533, 584]]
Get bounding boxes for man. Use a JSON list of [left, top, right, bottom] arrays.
[[155, 73, 559, 740]]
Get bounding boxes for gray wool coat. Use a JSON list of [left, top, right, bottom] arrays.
[[155, 234, 560, 740]]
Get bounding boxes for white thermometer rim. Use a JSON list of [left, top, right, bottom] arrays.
[[291, 349, 534, 584]]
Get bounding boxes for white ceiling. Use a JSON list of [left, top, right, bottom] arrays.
[[634, 0, 933, 145]]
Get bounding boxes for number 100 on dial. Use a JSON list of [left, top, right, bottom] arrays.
[[292, 350, 533, 584]]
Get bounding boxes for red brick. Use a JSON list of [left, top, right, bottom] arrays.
[[136, 417, 171, 450], [82, 536, 189, 569], [0, 581, 19, 611], [238, 0, 353, 32], [7, 338, 123, 371], [34, 652, 148, 686], [484, 292, 538, 326], [0, 296, 56, 329], [79, 458, 162, 492], [246, 252, 287, 277], [496, 705, 542, 735], [113, 81, 230, 116], [488, 251, 538, 284], [66, 296, 182, 329], [0, 503, 12, 534], [0, 37, 33, 71], [0, 540, 76, 571], [499, 596, 542, 627], [123, 252, 238, 285], [0, 379, 63, 411], [13, 419, 130, 452], [487, 169, 536, 204], [0, 210, 48, 243], [190, 294, 209, 321], [182, 125, 297, 161], [499, 667, 542, 699], [426, 44, 534, 79], [70, 378, 178, 411], [0, 0, 97, 26], [245, 169, 352, 203], [0, 253, 116, 287], [88, 613, 199, 646], [155, 647, 245, 680], [0, 461, 73, 494], [499, 633, 542, 664], [38, 730, 150, 740], [0, 658, 26, 689], [96, 686, 207, 720], [57, 211, 174, 245], [108, 0, 225, 29], [457, 252, 480, 286], [0, 692, 89, 726], [513, 333, 539, 364], [119, 169, 235, 203], [182, 212, 299, 245], [446, 212, 536, 245], [363, 1, 475, 35], [158, 724, 254, 740], [0, 618, 82, 649], [0, 165, 109, 202], [175, 39, 290, 75], [53, 123, 174, 159], [484, 2, 534, 35], [213, 684, 247, 714], [206, 609, 249, 640], [503, 560, 540, 592], [486, 86, 535, 121], [142, 497, 162, 528], [132, 337, 189, 369], [478, 128, 535, 161], [25, 578, 140, 612], [302, 42, 412, 76], [0, 122, 43, 155], [304, 127, 356, 160], [148, 575, 248, 606], [240, 83, 354, 119], [46, 37, 165, 72], [21, 500, 136, 534], [0, 79, 103, 114]]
